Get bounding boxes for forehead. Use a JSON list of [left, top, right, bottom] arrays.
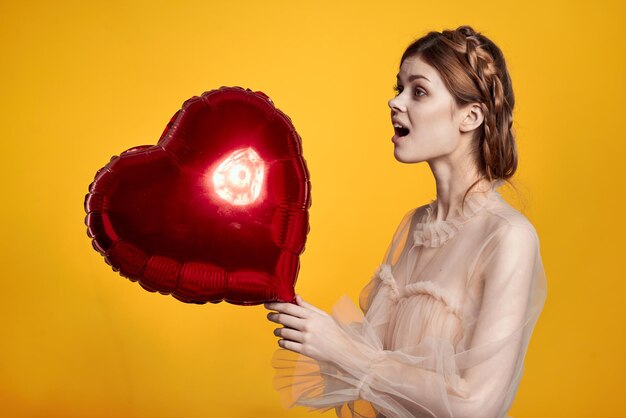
[[398, 56, 440, 84]]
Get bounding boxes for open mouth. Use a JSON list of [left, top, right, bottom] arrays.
[[394, 124, 410, 137]]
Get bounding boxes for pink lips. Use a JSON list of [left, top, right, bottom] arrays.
[[392, 134, 405, 145], [392, 130, 409, 144], [391, 117, 410, 144]]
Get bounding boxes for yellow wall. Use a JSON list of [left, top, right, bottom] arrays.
[[1, 0, 624, 416]]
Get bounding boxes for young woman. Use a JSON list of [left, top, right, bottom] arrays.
[[265, 25, 547, 418]]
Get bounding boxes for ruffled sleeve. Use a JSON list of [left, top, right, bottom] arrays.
[[271, 217, 547, 418]]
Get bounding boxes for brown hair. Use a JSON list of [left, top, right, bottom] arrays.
[[400, 25, 519, 210]]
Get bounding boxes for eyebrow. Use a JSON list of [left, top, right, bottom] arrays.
[[396, 74, 431, 83]]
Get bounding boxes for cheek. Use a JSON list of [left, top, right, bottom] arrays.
[[411, 101, 455, 136], [404, 105, 460, 159]]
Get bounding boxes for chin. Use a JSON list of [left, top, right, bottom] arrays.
[[392, 134, 423, 163], [393, 149, 425, 164]]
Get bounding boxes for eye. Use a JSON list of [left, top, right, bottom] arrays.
[[393, 83, 426, 98]]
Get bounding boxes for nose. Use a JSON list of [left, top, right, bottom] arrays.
[[388, 95, 406, 112]]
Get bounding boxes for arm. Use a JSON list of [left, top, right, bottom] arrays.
[[267, 224, 546, 418], [357, 224, 545, 417]]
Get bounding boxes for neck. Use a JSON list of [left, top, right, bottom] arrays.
[[428, 160, 496, 222]]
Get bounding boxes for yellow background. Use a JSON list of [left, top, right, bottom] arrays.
[[1, 0, 624, 417]]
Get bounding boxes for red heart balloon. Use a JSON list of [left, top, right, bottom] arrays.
[[84, 87, 311, 305]]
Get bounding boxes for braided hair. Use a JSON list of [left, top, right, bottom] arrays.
[[400, 25, 518, 208]]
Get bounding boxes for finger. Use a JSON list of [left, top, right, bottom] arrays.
[[295, 295, 327, 315], [264, 301, 289, 310], [274, 327, 305, 343], [265, 301, 311, 319], [278, 339, 303, 354], [267, 312, 305, 329]]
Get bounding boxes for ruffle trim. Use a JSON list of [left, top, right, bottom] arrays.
[[271, 292, 471, 417], [413, 186, 502, 248], [377, 264, 463, 319]]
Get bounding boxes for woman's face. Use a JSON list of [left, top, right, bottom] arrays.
[[388, 55, 472, 164]]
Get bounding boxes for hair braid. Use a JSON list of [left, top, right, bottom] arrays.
[[443, 26, 516, 181]]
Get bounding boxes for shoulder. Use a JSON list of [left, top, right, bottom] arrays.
[[477, 211, 541, 283], [481, 194, 539, 245], [392, 204, 425, 234], [468, 196, 542, 280], [406, 200, 433, 225]]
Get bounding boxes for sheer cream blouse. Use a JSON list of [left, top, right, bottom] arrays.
[[272, 187, 547, 418]]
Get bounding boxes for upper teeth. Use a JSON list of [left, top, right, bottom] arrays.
[[394, 123, 404, 128]]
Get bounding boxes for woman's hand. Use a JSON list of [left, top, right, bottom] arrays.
[[265, 295, 355, 364]]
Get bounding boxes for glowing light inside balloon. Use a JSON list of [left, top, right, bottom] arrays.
[[212, 148, 265, 206]]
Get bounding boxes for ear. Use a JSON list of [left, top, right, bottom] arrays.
[[459, 103, 484, 133]]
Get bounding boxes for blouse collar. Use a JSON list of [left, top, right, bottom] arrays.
[[413, 185, 503, 248]]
